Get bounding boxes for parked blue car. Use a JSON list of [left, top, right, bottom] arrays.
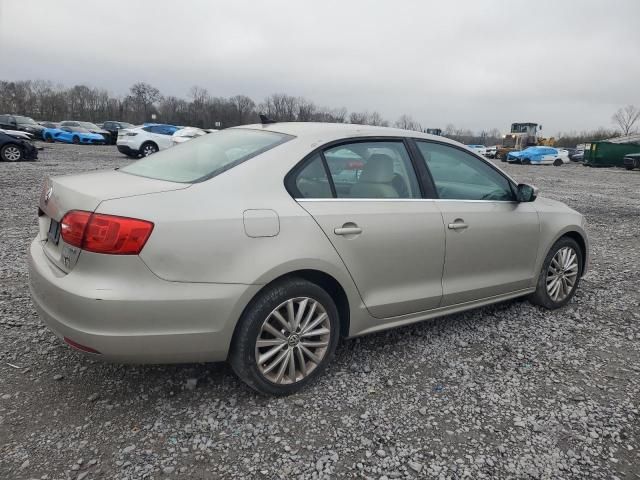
[[506, 146, 569, 166], [42, 126, 106, 145]]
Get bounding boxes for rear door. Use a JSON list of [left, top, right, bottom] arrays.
[[414, 140, 540, 306], [289, 139, 445, 318]]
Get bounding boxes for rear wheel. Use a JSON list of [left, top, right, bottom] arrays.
[[140, 142, 158, 157], [625, 166, 634, 171], [553, 158, 563, 166], [529, 237, 582, 310], [1, 144, 23, 162], [229, 278, 340, 396], [72, 135, 80, 144], [44, 133, 54, 143]]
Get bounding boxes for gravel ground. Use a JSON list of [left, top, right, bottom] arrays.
[[1, 143, 639, 480]]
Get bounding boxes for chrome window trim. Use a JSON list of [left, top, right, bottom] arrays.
[[296, 198, 520, 204]]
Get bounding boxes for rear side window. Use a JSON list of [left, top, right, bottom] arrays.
[[294, 154, 332, 198], [324, 141, 421, 199], [122, 128, 293, 183]]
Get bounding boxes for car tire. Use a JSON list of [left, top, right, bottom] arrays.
[[529, 236, 583, 310], [553, 159, 563, 166], [44, 134, 54, 143], [140, 142, 158, 157], [522, 158, 531, 165], [625, 166, 634, 171], [229, 277, 340, 396], [1, 144, 23, 162], [72, 136, 80, 144]]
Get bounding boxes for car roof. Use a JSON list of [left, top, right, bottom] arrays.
[[232, 122, 462, 146]]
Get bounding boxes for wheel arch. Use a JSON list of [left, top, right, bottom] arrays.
[[232, 269, 351, 348], [561, 230, 588, 276]]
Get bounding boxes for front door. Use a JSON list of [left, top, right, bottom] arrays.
[[290, 140, 446, 318], [414, 140, 540, 306]]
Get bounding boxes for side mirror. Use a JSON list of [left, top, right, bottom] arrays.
[[516, 183, 538, 202]]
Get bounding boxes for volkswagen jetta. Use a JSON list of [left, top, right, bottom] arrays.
[[28, 122, 589, 395]]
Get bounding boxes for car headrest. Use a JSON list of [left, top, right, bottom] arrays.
[[359, 153, 395, 183]]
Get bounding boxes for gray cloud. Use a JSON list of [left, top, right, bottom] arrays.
[[1, 0, 639, 134]]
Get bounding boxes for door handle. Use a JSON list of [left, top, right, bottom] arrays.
[[448, 221, 468, 230], [334, 226, 362, 236]]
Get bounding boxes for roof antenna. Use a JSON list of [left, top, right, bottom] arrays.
[[259, 114, 277, 124]]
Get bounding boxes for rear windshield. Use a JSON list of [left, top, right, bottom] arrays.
[[121, 128, 293, 183]]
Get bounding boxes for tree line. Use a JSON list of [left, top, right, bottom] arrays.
[[0, 79, 636, 147]]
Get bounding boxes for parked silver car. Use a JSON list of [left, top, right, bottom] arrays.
[[28, 122, 589, 395]]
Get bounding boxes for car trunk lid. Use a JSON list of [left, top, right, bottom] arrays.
[[37, 170, 189, 273]]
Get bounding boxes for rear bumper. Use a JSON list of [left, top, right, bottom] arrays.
[[28, 238, 259, 364]]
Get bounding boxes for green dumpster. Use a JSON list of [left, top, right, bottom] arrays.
[[584, 141, 640, 167]]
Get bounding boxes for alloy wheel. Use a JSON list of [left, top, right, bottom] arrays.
[[2, 145, 22, 162], [255, 297, 331, 385], [546, 246, 579, 302], [142, 144, 157, 156]]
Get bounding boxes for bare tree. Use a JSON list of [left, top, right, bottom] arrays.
[[127, 82, 162, 123], [612, 105, 640, 136], [395, 114, 422, 132]]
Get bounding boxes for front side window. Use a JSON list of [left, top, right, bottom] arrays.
[[122, 128, 292, 183], [324, 141, 420, 199], [416, 141, 514, 201]]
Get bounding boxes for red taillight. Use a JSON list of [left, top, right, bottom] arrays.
[[60, 210, 153, 255]]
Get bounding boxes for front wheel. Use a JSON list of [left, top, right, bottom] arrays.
[[72, 135, 80, 144], [1, 144, 23, 162], [553, 158, 563, 166], [529, 237, 582, 309], [229, 278, 340, 396]]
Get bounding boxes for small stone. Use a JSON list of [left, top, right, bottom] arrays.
[[419, 407, 428, 416], [77, 473, 89, 480], [122, 445, 135, 454], [20, 459, 30, 469], [376, 449, 386, 457], [293, 399, 304, 406], [163, 466, 175, 474], [408, 461, 423, 472], [185, 378, 198, 391], [53, 374, 63, 381], [87, 393, 100, 402]]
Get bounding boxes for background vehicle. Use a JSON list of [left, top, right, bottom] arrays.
[[60, 121, 111, 143], [507, 146, 569, 165], [571, 151, 584, 162], [101, 121, 134, 145], [0, 131, 38, 161], [623, 153, 640, 170], [39, 121, 59, 129], [466, 144, 487, 156], [0, 114, 45, 139], [485, 145, 498, 158], [0, 128, 33, 140], [29, 122, 588, 395], [497, 122, 539, 160], [171, 126, 208, 146], [42, 126, 106, 145], [116, 123, 179, 157]]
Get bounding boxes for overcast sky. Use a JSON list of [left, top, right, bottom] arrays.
[[1, 0, 639, 134]]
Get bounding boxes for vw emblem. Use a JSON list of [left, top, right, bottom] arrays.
[[44, 186, 53, 204]]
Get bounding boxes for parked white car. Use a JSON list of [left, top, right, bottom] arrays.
[[116, 124, 179, 157], [485, 145, 498, 158], [171, 127, 208, 146], [466, 144, 487, 156]]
